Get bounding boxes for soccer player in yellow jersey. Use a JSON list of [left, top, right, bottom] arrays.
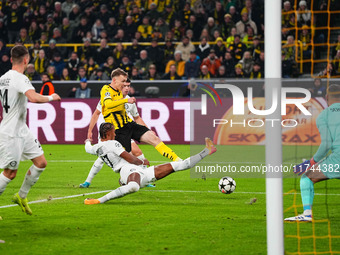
[[100, 68, 182, 161]]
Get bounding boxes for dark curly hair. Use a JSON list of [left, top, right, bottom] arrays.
[[99, 122, 114, 139]]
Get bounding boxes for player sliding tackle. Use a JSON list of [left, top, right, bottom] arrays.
[[285, 84, 340, 222], [83, 123, 216, 204]]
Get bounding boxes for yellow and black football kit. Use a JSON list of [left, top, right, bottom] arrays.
[[100, 84, 149, 152]]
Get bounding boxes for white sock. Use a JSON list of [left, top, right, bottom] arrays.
[[86, 158, 104, 183], [304, 209, 312, 216], [18, 165, 45, 199], [98, 181, 140, 203], [137, 154, 145, 160], [0, 172, 12, 196], [171, 148, 209, 171]]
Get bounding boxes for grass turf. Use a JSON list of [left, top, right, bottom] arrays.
[[0, 144, 339, 254]]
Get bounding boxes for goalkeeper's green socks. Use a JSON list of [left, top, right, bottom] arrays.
[[300, 175, 314, 216]]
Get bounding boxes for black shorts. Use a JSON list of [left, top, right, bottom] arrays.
[[115, 122, 149, 152]]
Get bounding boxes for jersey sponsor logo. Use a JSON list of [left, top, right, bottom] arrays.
[[105, 92, 111, 97], [9, 161, 17, 167], [330, 108, 340, 112], [115, 143, 121, 148]]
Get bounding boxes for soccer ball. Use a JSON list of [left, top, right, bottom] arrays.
[[218, 176, 236, 194]]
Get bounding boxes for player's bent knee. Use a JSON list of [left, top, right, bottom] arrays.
[[127, 181, 140, 193]]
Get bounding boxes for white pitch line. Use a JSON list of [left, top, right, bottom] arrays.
[[0, 190, 339, 210]]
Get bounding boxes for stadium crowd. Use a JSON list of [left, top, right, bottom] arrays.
[[0, 0, 339, 81]]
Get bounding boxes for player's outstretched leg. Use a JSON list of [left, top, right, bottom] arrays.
[[85, 180, 140, 205], [79, 158, 104, 188]]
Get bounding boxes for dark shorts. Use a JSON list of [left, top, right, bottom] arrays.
[[115, 122, 149, 152]]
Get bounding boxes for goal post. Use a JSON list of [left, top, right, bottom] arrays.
[[265, 0, 284, 254]]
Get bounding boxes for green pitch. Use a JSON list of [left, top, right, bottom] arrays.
[[0, 144, 339, 254]]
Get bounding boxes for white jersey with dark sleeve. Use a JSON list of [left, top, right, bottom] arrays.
[[96, 95, 139, 119], [0, 70, 35, 137], [85, 140, 129, 172]]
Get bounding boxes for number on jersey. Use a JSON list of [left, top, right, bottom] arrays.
[[0, 89, 10, 113]]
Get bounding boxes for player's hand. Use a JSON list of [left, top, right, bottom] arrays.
[[127, 97, 136, 104], [142, 159, 150, 166], [51, 93, 61, 101], [87, 132, 93, 140], [293, 158, 316, 176]]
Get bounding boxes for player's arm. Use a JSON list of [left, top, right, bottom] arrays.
[[103, 97, 136, 109], [87, 109, 101, 139], [25, 90, 61, 103], [119, 151, 150, 166], [84, 139, 96, 155]]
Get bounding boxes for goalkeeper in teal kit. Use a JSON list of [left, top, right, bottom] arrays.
[[285, 84, 340, 222]]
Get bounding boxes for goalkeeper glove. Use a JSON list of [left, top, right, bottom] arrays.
[[293, 158, 316, 176]]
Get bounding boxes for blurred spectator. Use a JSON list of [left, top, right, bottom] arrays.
[[98, 4, 112, 24], [162, 4, 175, 27], [297, 1, 311, 26], [259, 51, 265, 71], [282, 35, 297, 63], [175, 36, 195, 62], [0, 19, 7, 43], [116, 5, 127, 27], [75, 78, 91, 98], [165, 50, 186, 77], [199, 65, 212, 79], [39, 73, 55, 95], [113, 29, 126, 43], [84, 57, 99, 77], [154, 18, 169, 38], [18, 28, 32, 44], [47, 66, 60, 81], [76, 66, 87, 81], [228, 34, 247, 62], [151, 27, 163, 41], [185, 15, 201, 41], [60, 67, 71, 81], [138, 16, 153, 41], [282, 1, 292, 27], [249, 36, 262, 60], [242, 26, 255, 48], [61, 17, 74, 42], [0, 53, 11, 76], [67, 51, 80, 80], [0, 40, 9, 60], [185, 50, 201, 79], [163, 38, 175, 65], [95, 39, 111, 66], [239, 51, 254, 77], [135, 50, 153, 76], [226, 27, 237, 48], [216, 65, 227, 78], [28, 21, 41, 42], [119, 55, 133, 75], [178, 2, 193, 26], [61, 0, 75, 17], [209, 2, 225, 25], [3, 2, 26, 43], [69, 4, 81, 26], [73, 17, 91, 43], [144, 64, 162, 80], [89, 67, 109, 80], [103, 56, 115, 77], [162, 64, 181, 80], [282, 54, 293, 78], [123, 16, 137, 41], [249, 60, 263, 79], [52, 28, 67, 58], [146, 3, 160, 25], [45, 39, 61, 62], [106, 17, 119, 42], [131, 5, 143, 26], [50, 52, 65, 77], [52, 1, 66, 25], [223, 52, 236, 78], [196, 37, 210, 61], [83, 7, 96, 28], [112, 42, 125, 66], [185, 29, 194, 42], [234, 63, 245, 78], [332, 35, 340, 59], [25, 63, 41, 81], [33, 49, 49, 74], [131, 66, 143, 80], [201, 49, 221, 77], [213, 37, 227, 60], [78, 38, 94, 63], [332, 50, 340, 75], [309, 78, 326, 97], [241, 0, 253, 21], [45, 14, 58, 40], [29, 40, 42, 61], [172, 19, 185, 42], [147, 39, 164, 70], [126, 38, 143, 63], [204, 17, 220, 40], [221, 14, 235, 40], [92, 19, 105, 41], [228, 6, 241, 24], [236, 10, 257, 38]]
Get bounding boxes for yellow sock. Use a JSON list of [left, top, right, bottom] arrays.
[[155, 142, 181, 161]]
